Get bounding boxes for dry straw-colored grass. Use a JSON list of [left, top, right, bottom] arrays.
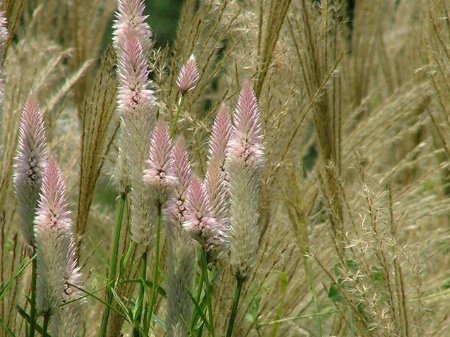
[[1, 0, 450, 336]]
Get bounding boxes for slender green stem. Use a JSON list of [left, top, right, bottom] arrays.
[[145, 203, 162, 335], [99, 192, 127, 337], [226, 276, 245, 337], [42, 312, 50, 337], [200, 246, 214, 337], [189, 265, 204, 332], [170, 96, 184, 137], [29, 253, 37, 337], [133, 251, 147, 337], [305, 258, 323, 336]]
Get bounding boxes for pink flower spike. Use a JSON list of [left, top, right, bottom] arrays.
[[34, 157, 72, 315], [227, 80, 264, 169], [208, 103, 231, 168], [14, 94, 48, 246], [177, 54, 199, 95], [205, 160, 228, 227], [183, 177, 218, 244], [113, 0, 152, 53], [143, 120, 177, 203], [118, 32, 154, 117]]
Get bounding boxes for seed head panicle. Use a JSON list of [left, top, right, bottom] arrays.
[[34, 158, 72, 316], [177, 54, 199, 95], [113, 0, 152, 53], [183, 177, 218, 244], [14, 94, 48, 246], [143, 120, 178, 203], [227, 80, 264, 169], [208, 103, 232, 169]]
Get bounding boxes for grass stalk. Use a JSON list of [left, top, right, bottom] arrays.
[[99, 191, 127, 337], [170, 96, 184, 137], [200, 246, 214, 337], [225, 275, 245, 337], [133, 251, 147, 337], [145, 203, 162, 335], [42, 312, 50, 337], [29, 253, 37, 337]]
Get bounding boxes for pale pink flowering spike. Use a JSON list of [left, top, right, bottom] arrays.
[[227, 80, 264, 169], [177, 54, 199, 95], [118, 32, 154, 117], [143, 120, 178, 204], [51, 239, 84, 336], [14, 94, 48, 246], [167, 136, 192, 234], [113, 0, 152, 53], [183, 177, 218, 244], [208, 103, 231, 169], [34, 157, 72, 316], [205, 160, 228, 228]]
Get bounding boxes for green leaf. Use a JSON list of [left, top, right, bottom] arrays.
[[328, 284, 344, 303]]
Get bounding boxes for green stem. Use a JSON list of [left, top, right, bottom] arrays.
[[201, 246, 214, 337], [133, 251, 147, 337], [225, 276, 245, 337], [170, 96, 184, 137], [189, 264, 204, 332], [42, 312, 50, 337], [305, 259, 323, 336], [145, 203, 162, 335], [29, 253, 37, 337], [99, 192, 127, 337]]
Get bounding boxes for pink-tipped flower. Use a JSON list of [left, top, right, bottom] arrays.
[[34, 157, 72, 316], [14, 94, 48, 246], [167, 136, 192, 230], [208, 103, 231, 169], [113, 0, 152, 53], [177, 54, 199, 95], [227, 80, 264, 169], [52, 239, 84, 336], [205, 160, 228, 227], [143, 120, 177, 203], [183, 178, 218, 244], [118, 32, 154, 118]]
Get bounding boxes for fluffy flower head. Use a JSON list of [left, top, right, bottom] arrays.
[[143, 120, 177, 202], [183, 178, 218, 244], [177, 54, 199, 95], [227, 80, 264, 169]]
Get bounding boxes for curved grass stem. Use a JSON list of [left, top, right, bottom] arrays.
[[226, 276, 245, 337], [99, 192, 127, 337]]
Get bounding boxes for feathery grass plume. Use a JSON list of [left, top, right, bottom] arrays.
[[34, 157, 72, 316], [114, 0, 156, 248], [165, 136, 194, 337], [113, 0, 152, 53], [208, 103, 232, 169], [165, 135, 194, 337], [177, 54, 199, 95], [227, 80, 264, 280], [14, 94, 47, 247], [183, 177, 218, 244], [143, 120, 177, 204], [51, 240, 84, 337]]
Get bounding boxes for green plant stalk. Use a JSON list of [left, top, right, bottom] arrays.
[[99, 191, 127, 337], [305, 258, 323, 336], [29, 254, 37, 337], [201, 246, 215, 337], [133, 251, 148, 337], [189, 265, 204, 333], [144, 203, 162, 335], [225, 276, 245, 337], [42, 312, 50, 337], [170, 96, 184, 137]]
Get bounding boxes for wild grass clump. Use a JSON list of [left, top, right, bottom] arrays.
[[1, 0, 450, 336]]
